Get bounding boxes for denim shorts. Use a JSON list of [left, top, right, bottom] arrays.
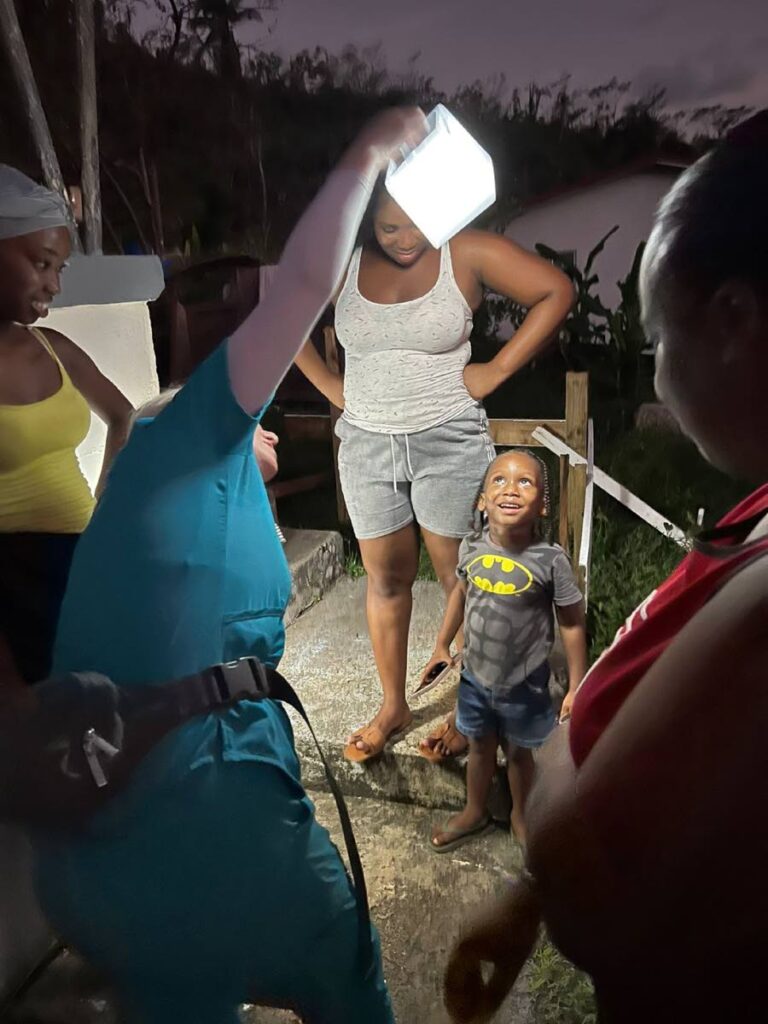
[[455, 662, 556, 748], [335, 403, 495, 541]]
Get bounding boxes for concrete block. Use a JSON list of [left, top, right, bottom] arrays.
[[283, 528, 344, 628]]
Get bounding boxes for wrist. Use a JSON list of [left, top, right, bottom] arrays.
[[339, 141, 383, 184], [488, 356, 513, 385]]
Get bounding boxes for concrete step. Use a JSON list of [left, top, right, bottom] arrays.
[[282, 528, 344, 627], [280, 577, 567, 818], [4, 793, 532, 1024]]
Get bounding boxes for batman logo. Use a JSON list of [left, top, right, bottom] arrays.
[[466, 553, 533, 596]]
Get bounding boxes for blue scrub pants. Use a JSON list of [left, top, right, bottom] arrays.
[[36, 758, 393, 1023]]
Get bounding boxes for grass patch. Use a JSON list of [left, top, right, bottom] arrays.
[[417, 541, 438, 581], [344, 549, 366, 578], [587, 505, 682, 659], [529, 940, 597, 1024]]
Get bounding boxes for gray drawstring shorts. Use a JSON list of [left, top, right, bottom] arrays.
[[335, 403, 495, 540]]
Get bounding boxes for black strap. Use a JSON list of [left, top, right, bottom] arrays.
[[260, 664, 375, 978], [124, 657, 374, 976]]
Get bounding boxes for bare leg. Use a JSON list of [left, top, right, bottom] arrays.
[[432, 733, 498, 847], [346, 524, 419, 755], [504, 744, 536, 846], [420, 527, 463, 649], [418, 528, 469, 759]]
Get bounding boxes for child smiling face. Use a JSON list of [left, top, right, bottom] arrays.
[[478, 451, 546, 536]]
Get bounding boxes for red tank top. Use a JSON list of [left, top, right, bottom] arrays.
[[570, 484, 768, 767]]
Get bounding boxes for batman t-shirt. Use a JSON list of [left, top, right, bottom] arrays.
[[456, 528, 582, 690]]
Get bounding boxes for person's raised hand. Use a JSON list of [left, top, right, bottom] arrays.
[[346, 107, 429, 175]]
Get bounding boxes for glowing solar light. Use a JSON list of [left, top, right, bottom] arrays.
[[385, 104, 496, 249]]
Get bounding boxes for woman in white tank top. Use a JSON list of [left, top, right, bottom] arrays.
[[295, 180, 573, 762]]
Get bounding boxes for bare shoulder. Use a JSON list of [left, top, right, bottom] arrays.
[[450, 229, 544, 283], [39, 328, 91, 370], [712, 550, 768, 624], [665, 550, 768, 670], [450, 228, 511, 261], [40, 327, 81, 355]]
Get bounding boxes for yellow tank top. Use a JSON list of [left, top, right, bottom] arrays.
[[0, 328, 95, 533]]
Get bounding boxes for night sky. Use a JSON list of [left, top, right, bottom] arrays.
[[243, 0, 767, 109]]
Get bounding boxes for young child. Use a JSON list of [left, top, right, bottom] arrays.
[[422, 449, 587, 850]]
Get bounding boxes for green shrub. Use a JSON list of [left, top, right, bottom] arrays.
[[598, 428, 748, 528], [529, 940, 597, 1024], [344, 549, 366, 579], [587, 509, 681, 658], [586, 428, 750, 658]]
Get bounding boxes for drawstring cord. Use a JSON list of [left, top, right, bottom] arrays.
[[404, 434, 415, 479], [388, 433, 416, 493]]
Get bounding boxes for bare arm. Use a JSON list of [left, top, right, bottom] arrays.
[[45, 330, 134, 498], [459, 232, 575, 401], [436, 579, 467, 653], [555, 599, 588, 721], [420, 580, 466, 684], [294, 340, 344, 410], [228, 109, 427, 414]]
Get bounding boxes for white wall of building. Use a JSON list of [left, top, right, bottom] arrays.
[[506, 171, 680, 308], [45, 301, 160, 491]]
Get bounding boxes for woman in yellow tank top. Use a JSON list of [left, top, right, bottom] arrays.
[[0, 165, 133, 685]]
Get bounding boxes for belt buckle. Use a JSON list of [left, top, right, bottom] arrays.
[[212, 658, 270, 703]]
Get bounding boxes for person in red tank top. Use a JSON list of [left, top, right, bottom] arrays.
[[443, 111, 768, 1024]]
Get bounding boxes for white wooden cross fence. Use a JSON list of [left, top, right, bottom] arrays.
[[532, 424, 689, 604]]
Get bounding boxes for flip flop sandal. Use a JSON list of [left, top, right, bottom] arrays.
[[412, 652, 463, 700], [418, 720, 468, 764], [430, 817, 494, 853], [343, 716, 413, 764]]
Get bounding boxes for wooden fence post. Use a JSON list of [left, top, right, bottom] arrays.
[[323, 326, 348, 525], [75, 0, 102, 254], [564, 372, 588, 565]]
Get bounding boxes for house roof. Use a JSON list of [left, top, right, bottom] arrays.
[[512, 154, 693, 217]]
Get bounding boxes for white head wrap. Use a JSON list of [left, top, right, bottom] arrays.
[[0, 164, 70, 241]]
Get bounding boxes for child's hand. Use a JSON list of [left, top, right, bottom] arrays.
[[418, 649, 452, 690], [559, 690, 576, 723]]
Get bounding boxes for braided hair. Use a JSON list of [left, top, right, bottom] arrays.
[[469, 448, 552, 541]]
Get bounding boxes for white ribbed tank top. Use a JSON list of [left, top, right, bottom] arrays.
[[335, 243, 475, 434]]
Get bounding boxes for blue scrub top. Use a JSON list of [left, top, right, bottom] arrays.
[[53, 342, 295, 776]]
